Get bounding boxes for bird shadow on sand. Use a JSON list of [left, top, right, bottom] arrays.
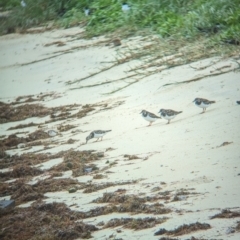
[[135, 121, 172, 129]]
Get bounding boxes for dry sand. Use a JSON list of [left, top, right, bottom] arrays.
[[0, 27, 240, 240]]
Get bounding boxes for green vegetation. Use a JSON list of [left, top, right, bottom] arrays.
[[0, 0, 239, 44]]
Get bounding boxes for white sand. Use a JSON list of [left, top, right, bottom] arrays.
[[0, 27, 240, 239]]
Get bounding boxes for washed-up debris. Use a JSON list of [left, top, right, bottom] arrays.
[[93, 174, 105, 179], [0, 201, 98, 240], [68, 187, 77, 193], [185, 237, 221, 240], [0, 150, 99, 170], [105, 147, 115, 152], [0, 149, 8, 159], [29, 130, 49, 140], [34, 178, 80, 192], [8, 122, 39, 130], [51, 150, 100, 177], [83, 180, 138, 193], [217, 141, 233, 147], [93, 192, 163, 204], [0, 130, 49, 150], [0, 101, 93, 125], [48, 129, 58, 137], [157, 191, 172, 201], [17, 143, 26, 148], [0, 164, 43, 181], [210, 209, 240, 219], [172, 190, 197, 202], [1, 178, 81, 204], [11, 183, 44, 205], [0, 200, 15, 210], [154, 222, 211, 236], [151, 186, 161, 192], [104, 217, 167, 230], [57, 124, 77, 132], [0, 151, 62, 169], [123, 154, 140, 160], [112, 38, 121, 47], [0, 134, 27, 149], [0, 102, 51, 123], [14, 92, 59, 103], [158, 237, 178, 240], [84, 167, 93, 173], [235, 221, 240, 232], [66, 138, 77, 144], [44, 41, 66, 47], [226, 227, 235, 234], [79, 192, 172, 217], [172, 195, 187, 201]]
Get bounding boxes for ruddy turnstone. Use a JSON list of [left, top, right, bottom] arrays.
[[237, 101, 240, 105], [158, 109, 182, 124], [140, 110, 161, 126], [193, 98, 216, 113], [86, 130, 111, 143]]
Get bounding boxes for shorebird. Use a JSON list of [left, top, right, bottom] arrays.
[[86, 130, 111, 143], [140, 110, 161, 126], [193, 98, 216, 113], [158, 109, 182, 124]]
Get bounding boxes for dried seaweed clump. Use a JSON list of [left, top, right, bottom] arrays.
[[79, 194, 171, 219], [0, 164, 43, 181], [8, 122, 39, 130], [154, 222, 211, 236], [0, 149, 8, 158], [71, 104, 95, 119], [0, 102, 51, 123], [210, 209, 240, 219], [171, 189, 197, 202], [104, 217, 167, 230], [0, 201, 98, 240], [83, 180, 137, 194], [93, 192, 160, 204], [235, 221, 240, 232], [92, 192, 171, 215], [158, 238, 178, 240], [11, 184, 44, 205], [0, 134, 26, 149], [123, 154, 140, 160], [57, 124, 77, 132], [0, 130, 49, 150], [51, 150, 101, 177], [33, 178, 80, 193], [1, 178, 81, 205], [0, 151, 62, 169]]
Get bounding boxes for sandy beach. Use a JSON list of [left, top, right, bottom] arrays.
[[0, 27, 240, 240]]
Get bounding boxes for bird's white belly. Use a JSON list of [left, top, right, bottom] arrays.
[[143, 115, 156, 122], [94, 133, 105, 138], [196, 102, 210, 108], [161, 114, 175, 120]]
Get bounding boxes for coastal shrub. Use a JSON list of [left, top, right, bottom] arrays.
[[0, 0, 239, 43]]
